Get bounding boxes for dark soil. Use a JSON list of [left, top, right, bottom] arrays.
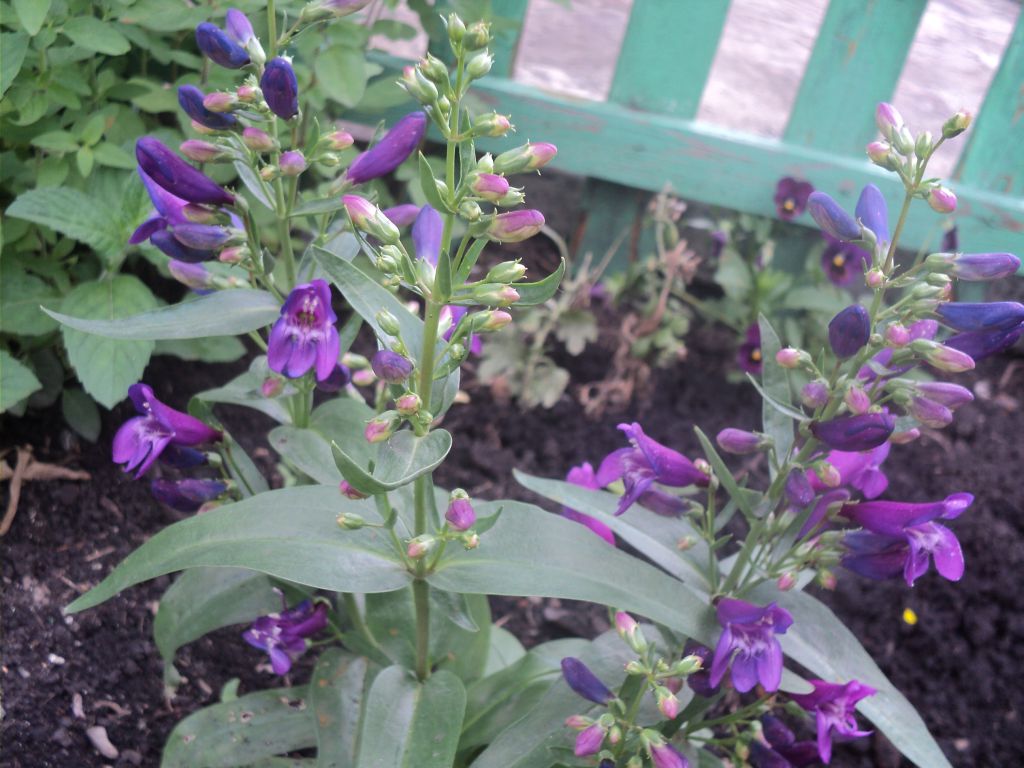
[[4, 292, 1024, 767]]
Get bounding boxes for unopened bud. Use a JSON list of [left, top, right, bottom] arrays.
[[676, 536, 696, 551], [776, 347, 805, 369], [473, 310, 512, 332], [817, 570, 837, 590], [203, 91, 237, 113], [655, 688, 680, 719], [890, 428, 921, 444], [395, 392, 421, 415], [261, 376, 283, 398], [844, 386, 871, 415], [407, 534, 436, 559], [893, 126, 915, 155], [886, 323, 911, 346], [814, 461, 841, 488], [218, 246, 248, 264], [419, 53, 450, 85], [473, 283, 520, 306], [322, 130, 354, 151], [447, 13, 466, 45], [624, 660, 647, 676], [473, 113, 512, 138], [279, 150, 307, 176], [462, 532, 479, 549], [910, 339, 974, 372], [614, 611, 647, 652], [485, 210, 544, 242], [485, 261, 527, 283], [928, 186, 957, 213], [493, 142, 557, 174], [344, 195, 401, 245], [180, 140, 226, 163], [364, 413, 399, 443], [942, 110, 971, 139], [236, 84, 260, 102], [376, 309, 401, 336], [466, 51, 493, 79], [875, 102, 904, 141], [243, 127, 276, 152], [445, 489, 476, 531], [339, 480, 368, 500], [336, 512, 366, 529], [801, 380, 830, 409], [866, 140, 898, 170], [915, 131, 933, 159], [777, 572, 797, 591], [463, 20, 490, 49], [866, 268, 885, 288], [459, 200, 482, 221], [260, 165, 279, 181]]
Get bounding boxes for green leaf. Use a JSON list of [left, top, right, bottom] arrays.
[[713, 250, 752, 300], [30, 130, 80, 153], [46, 289, 281, 340], [317, 45, 369, 108], [418, 153, 449, 212], [0, 260, 58, 335], [234, 160, 275, 210], [554, 308, 597, 355], [7, 187, 123, 263], [482, 627, 526, 676], [331, 429, 452, 496], [355, 666, 465, 768], [60, 277, 159, 408], [155, 336, 247, 363], [289, 196, 349, 218], [153, 567, 281, 663], [0, 350, 42, 413], [311, 651, 380, 768], [271, 425, 342, 484], [61, 387, 101, 442], [161, 687, 316, 768], [62, 17, 131, 55], [695, 427, 757, 521], [195, 357, 292, 424], [509, 258, 565, 306], [75, 146, 95, 177], [13, 0, 50, 36], [1, 33, 29, 97], [93, 142, 136, 169], [358, 77, 411, 111], [222, 433, 270, 498], [757, 314, 795, 469], [66, 486, 411, 614]]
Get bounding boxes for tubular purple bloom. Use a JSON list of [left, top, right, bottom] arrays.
[[131, 167, 191, 245], [843, 493, 973, 536], [195, 21, 250, 69], [808, 444, 890, 499], [785, 469, 815, 507], [709, 599, 793, 693], [150, 229, 214, 263], [716, 428, 763, 455], [797, 489, 850, 539], [560, 657, 613, 704], [773, 177, 814, 220], [573, 724, 605, 757], [370, 350, 414, 383], [560, 463, 615, 545], [260, 58, 299, 120], [345, 112, 427, 184], [471, 172, 511, 202], [913, 381, 973, 409], [178, 85, 237, 130], [485, 210, 545, 243], [682, 640, 717, 696], [944, 324, 1023, 361], [939, 251, 1021, 281], [790, 680, 875, 764], [412, 204, 442, 266], [811, 412, 895, 452], [316, 363, 352, 393], [808, 192, 861, 241], [136, 137, 234, 206], [736, 323, 762, 374], [171, 223, 233, 250], [855, 183, 889, 243], [650, 743, 690, 768], [167, 259, 214, 290], [909, 396, 953, 428], [113, 384, 222, 478], [828, 304, 870, 359], [243, 600, 328, 675], [225, 8, 255, 44], [159, 444, 209, 469], [875, 102, 904, 138], [911, 339, 975, 372], [280, 150, 307, 176], [936, 301, 1024, 333], [928, 186, 957, 213], [445, 494, 476, 531], [151, 478, 227, 511], [267, 280, 340, 381], [820, 234, 870, 287], [383, 204, 421, 228]]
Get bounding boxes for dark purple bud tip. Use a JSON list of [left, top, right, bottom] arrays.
[[811, 412, 895, 452], [829, 304, 871, 359], [345, 111, 427, 185], [178, 85, 237, 130], [445, 492, 476, 531], [151, 478, 227, 512], [260, 57, 299, 120], [808, 191, 861, 241], [370, 349, 414, 383], [150, 229, 214, 263], [944, 325, 1023, 362], [136, 137, 234, 207], [561, 657, 613, 704], [936, 302, 1024, 333], [195, 22, 251, 69], [855, 183, 889, 242]]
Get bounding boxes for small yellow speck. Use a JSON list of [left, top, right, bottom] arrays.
[[902, 607, 918, 625]]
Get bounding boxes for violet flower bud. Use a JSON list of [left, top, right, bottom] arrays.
[[866, 140, 897, 170], [656, 688, 680, 719], [925, 251, 1021, 281], [469, 172, 511, 202], [345, 112, 427, 184], [785, 469, 815, 507], [280, 150, 307, 176], [445, 490, 475, 531], [485, 210, 545, 243], [855, 183, 889, 243], [243, 127, 276, 152], [382, 204, 421, 229], [801, 380, 830, 409], [945, 325, 1022, 361], [343, 195, 401, 245], [942, 110, 971, 139], [844, 386, 871, 415], [395, 393, 421, 415], [339, 480, 368, 500], [886, 323, 911, 346], [829, 304, 871, 359], [167, 259, 214, 290], [225, 8, 255, 45], [775, 347, 804, 369], [179, 140, 226, 163], [371, 350, 414, 383], [365, 414, 398, 443], [323, 130, 354, 151], [927, 186, 957, 213], [914, 381, 973, 409], [195, 21, 250, 69], [811, 412, 895, 451], [649, 743, 689, 768], [560, 657, 613, 704], [171, 223, 235, 250], [151, 478, 227, 512], [909, 396, 953, 428], [808, 191, 861, 241], [178, 85, 237, 130], [936, 302, 1024, 333], [473, 113, 513, 137], [136, 137, 234, 206], [150, 229, 213, 263], [260, 57, 299, 120], [910, 339, 975, 372], [716, 428, 764, 455], [574, 724, 605, 757], [203, 91, 237, 113], [473, 284, 520, 306], [777, 572, 796, 591], [875, 102, 904, 139], [492, 142, 558, 174]]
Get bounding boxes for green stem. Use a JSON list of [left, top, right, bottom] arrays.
[[267, 0, 278, 58], [412, 577, 431, 680]]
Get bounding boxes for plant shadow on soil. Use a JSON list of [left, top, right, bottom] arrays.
[[3, 253, 1023, 768]]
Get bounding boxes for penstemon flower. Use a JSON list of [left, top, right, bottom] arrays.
[[345, 111, 427, 184], [810, 412, 895, 452], [195, 20, 250, 69], [242, 600, 328, 675], [267, 280, 340, 381], [790, 680, 876, 764], [709, 598, 793, 693], [136, 137, 234, 206], [150, 478, 228, 512], [561, 657, 614, 704], [560, 463, 616, 544], [261, 57, 299, 120]]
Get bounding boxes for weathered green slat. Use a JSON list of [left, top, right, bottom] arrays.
[[784, 0, 926, 155], [608, 0, 730, 117], [573, 180, 654, 270], [955, 12, 1024, 196], [489, 0, 528, 79]]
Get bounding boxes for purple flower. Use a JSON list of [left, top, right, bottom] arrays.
[[797, 489, 851, 539], [485, 210, 545, 243], [160, 444, 209, 469], [774, 177, 814, 220], [261, 58, 299, 120], [225, 8, 255, 45], [842, 493, 972, 586], [790, 679, 876, 764], [810, 412, 895, 452], [737, 324, 762, 374], [178, 85, 237, 130], [944, 325, 1023, 361], [828, 305, 870, 359], [650, 743, 690, 768], [113, 384, 222, 478], [561, 657, 613, 704], [150, 478, 227, 511], [136, 137, 234, 207], [267, 280, 340, 381], [820, 235, 870, 287], [130, 166, 191, 243], [560, 462, 615, 545], [682, 640, 717, 696], [370, 350, 414, 383], [709, 599, 792, 693], [383, 204, 421, 228], [784, 469, 815, 507], [440, 305, 482, 356], [936, 301, 1024, 333], [445, 493, 476, 531], [171, 223, 234, 250], [599, 423, 708, 517], [808, 444, 890, 499], [908, 396, 952, 428], [716, 428, 763, 455], [316, 363, 352, 393], [345, 112, 427, 184], [195, 21, 250, 69], [573, 724, 605, 757], [913, 381, 973, 409], [167, 259, 215, 291], [854, 183, 888, 243], [412, 204, 442, 267], [242, 600, 328, 675], [927, 251, 1021, 281], [808, 192, 861, 241]]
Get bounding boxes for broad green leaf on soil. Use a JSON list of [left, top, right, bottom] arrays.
[[331, 429, 452, 496], [7, 187, 124, 263], [429, 500, 719, 645], [354, 666, 465, 768], [513, 471, 711, 589], [482, 627, 526, 676], [66, 486, 411, 614], [61, 387, 100, 442], [153, 567, 282, 662], [757, 313, 794, 470], [311, 651, 380, 768], [311, 398, 375, 462], [753, 584, 954, 768], [270, 425, 342, 484], [0, 260, 58, 335], [13, 0, 51, 35], [195, 356, 292, 424], [62, 16, 131, 55], [47, 289, 280, 340], [1, 33, 29, 97], [60, 276, 159, 408], [0, 350, 42, 412], [506, 258, 565, 306], [161, 687, 315, 768], [316, 45, 368, 108], [154, 336, 247, 363]]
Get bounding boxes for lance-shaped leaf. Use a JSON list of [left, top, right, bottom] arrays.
[[195, 356, 292, 423], [355, 666, 465, 768], [45, 289, 281, 340], [162, 686, 315, 767], [311, 651, 381, 768], [66, 486, 411, 614], [508, 258, 564, 306], [758, 313, 795, 472], [331, 429, 452, 496]]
